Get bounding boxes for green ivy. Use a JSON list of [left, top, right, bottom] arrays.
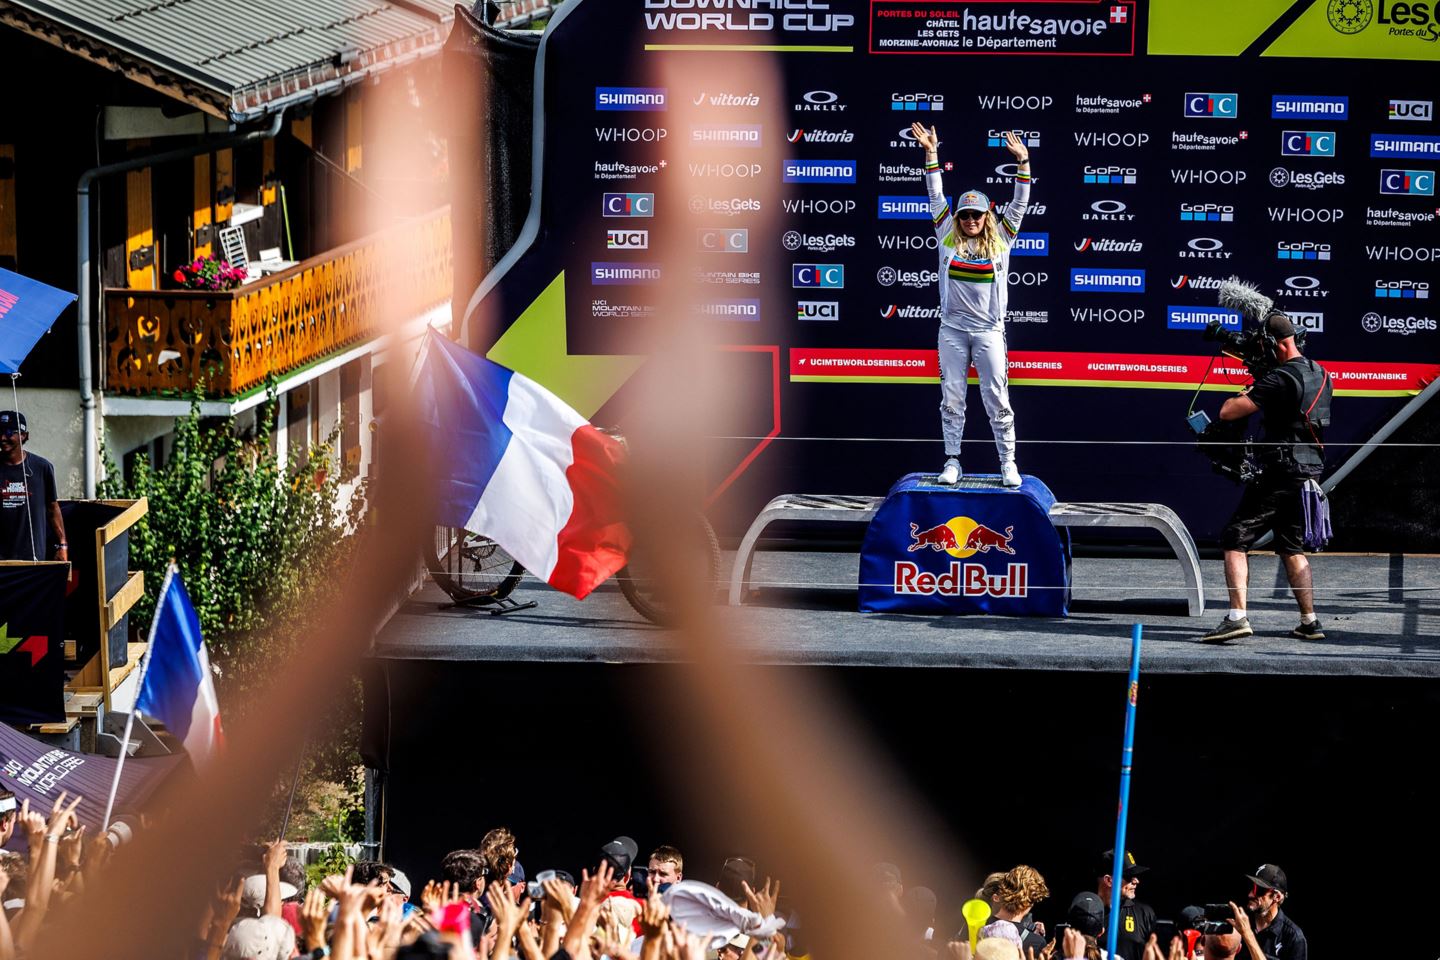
[[100, 395, 369, 835]]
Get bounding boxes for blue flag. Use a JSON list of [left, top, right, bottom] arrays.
[[0, 269, 77, 374]]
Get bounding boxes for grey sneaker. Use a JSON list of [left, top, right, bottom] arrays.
[[1201, 615, 1253, 644], [938, 458, 961, 484], [1291, 620, 1326, 641]]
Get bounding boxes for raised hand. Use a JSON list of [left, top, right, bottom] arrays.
[[911, 122, 939, 153], [300, 887, 330, 951], [544, 877, 577, 924], [1002, 130, 1030, 163], [639, 883, 669, 937], [742, 877, 780, 918], [262, 839, 287, 874], [57, 823, 86, 873], [1061, 927, 1087, 960]]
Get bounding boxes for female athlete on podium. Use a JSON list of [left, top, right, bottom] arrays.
[[910, 123, 1031, 487]]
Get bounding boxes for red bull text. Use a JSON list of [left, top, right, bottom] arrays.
[[892, 561, 1030, 597]]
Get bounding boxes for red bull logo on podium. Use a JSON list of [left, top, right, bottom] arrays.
[[898, 516, 1028, 597]]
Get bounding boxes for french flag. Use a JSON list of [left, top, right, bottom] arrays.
[[414, 331, 630, 599], [136, 567, 224, 767]]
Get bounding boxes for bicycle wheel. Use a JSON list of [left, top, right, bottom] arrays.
[[425, 527, 524, 604], [618, 514, 722, 626]]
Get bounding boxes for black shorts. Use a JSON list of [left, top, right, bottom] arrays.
[[1221, 477, 1306, 555]]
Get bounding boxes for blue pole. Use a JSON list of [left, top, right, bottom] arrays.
[[1105, 623, 1143, 960]]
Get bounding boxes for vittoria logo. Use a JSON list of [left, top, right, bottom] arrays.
[[881, 303, 942, 319], [787, 128, 855, 143], [1073, 237, 1142, 253], [1170, 275, 1225, 290]]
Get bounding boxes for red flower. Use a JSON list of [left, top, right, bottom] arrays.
[[173, 270, 186, 283]]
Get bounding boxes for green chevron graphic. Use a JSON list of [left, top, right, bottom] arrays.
[[0, 623, 20, 655]]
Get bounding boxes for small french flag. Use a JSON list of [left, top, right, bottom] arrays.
[[414, 331, 631, 599], [136, 567, 224, 767]]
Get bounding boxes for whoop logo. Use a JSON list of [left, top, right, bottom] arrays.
[[1184, 92, 1237, 118], [602, 193, 654, 217], [1282, 131, 1336, 157], [792, 264, 844, 289]]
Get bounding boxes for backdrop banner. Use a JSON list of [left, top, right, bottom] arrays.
[[0, 563, 66, 725]]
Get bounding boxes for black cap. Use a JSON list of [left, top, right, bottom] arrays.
[[1246, 864, 1288, 894], [600, 836, 638, 877], [1265, 312, 1297, 340], [0, 410, 26, 433], [1098, 850, 1149, 881], [1068, 892, 1105, 937]]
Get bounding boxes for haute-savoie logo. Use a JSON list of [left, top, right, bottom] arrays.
[[895, 517, 1028, 598]]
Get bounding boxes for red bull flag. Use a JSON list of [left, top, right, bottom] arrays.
[[412, 330, 631, 599]]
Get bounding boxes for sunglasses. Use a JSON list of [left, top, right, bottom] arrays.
[[956, 210, 987, 221]]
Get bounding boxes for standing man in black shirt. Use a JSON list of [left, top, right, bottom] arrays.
[[1242, 864, 1307, 960], [1096, 849, 1154, 960], [1201, 311, 1332, 644], [0, 410, 67, 562]]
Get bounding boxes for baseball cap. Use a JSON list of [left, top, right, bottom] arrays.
[[600, 836, 638, 876], [975, 938, 1022, 960], [239, 874, 299, 913], [1265, 312, 1297, 341], [507, 861, 525, 885], [1246, 864, 1288, 894], [1067, 892, 1105, 937], [1098, 850, 1149, 880], [0, 411, 26, 433], [956, 190, 991, 213], [222, 915, 295, 960], [389, 869, 412, 898], [725, 934, 751, 951]]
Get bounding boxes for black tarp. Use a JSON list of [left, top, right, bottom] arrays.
[[0, 564, 66, 725]]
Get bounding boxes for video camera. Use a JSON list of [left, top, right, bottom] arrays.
[[1180, 904, 1239, 936]]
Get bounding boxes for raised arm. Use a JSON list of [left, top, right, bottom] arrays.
[[997, 130, 1031, 245], [912, 122, 953, 242]]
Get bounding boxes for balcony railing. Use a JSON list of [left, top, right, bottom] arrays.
[[106, 207, 451, 397]]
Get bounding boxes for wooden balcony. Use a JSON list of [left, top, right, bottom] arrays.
[[105, 208, 451, 398]]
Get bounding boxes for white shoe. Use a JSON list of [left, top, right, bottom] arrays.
[[1000, 461, 1022, 487], [938, 458, 961, 485]]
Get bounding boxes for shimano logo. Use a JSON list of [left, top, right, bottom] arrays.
[[878, 196, 933, 219], [1167, 305, 1241, 330], [692, 126, 762, 146], [591, 262, 661, 284], [782, 159, 857, 183], [1370, 134, 1440, 159], [1009, 233, 1049, 256], [1070, 269, 1145, 292], [696, 299, 761, 321], [1272, 95, 1348, 119], [595, 87, 668, 111]]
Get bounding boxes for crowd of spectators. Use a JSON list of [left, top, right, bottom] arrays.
[[0, 787, 1305, 960]]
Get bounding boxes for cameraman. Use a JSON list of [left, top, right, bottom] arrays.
[[1201, 312, 1331, 645]]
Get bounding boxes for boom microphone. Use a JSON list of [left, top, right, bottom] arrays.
[[1216, 276, 1275, 325]]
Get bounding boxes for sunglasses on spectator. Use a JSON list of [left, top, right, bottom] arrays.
[[957, 210, 986, 221]]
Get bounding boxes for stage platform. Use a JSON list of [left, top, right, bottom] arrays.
[[374, 552, 1440, 678]]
